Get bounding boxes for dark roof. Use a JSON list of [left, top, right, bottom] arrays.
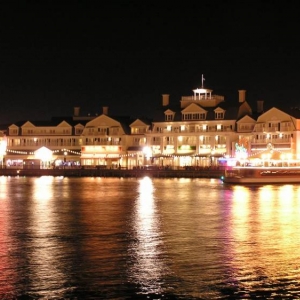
[[152, 101, 250, 122], [7, 117, 91, 128]]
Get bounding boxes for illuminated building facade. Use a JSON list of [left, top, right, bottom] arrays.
[[4, 117, 86, 169], [236, 105, 300, 166], [2, 81, 300, 169]]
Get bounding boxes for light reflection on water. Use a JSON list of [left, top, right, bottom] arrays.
[[29, 176, 70, 295], [0, 177, 300, 299], [128, 176, 168, 295]]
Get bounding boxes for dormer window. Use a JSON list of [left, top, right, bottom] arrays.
[[182, 112, 206, 120], [215, 112, 224, 119], [165, 114, 173, 121], [9, 128, 18, 135], [164, 109, 175, 121]]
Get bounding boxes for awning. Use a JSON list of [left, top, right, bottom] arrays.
[[127, 146, 144, 151]]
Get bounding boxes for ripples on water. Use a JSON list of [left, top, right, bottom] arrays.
[[1, 176, 300, 299]]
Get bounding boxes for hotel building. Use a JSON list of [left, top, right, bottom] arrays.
[[1, 82, 300, 169]]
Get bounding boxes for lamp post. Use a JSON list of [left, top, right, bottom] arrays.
[[64, 151, 67, 169], [143, 146, 152, 166]]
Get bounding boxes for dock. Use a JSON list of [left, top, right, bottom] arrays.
[[0, 168, 225, 178]]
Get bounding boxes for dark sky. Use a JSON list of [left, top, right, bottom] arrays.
[[1, 0, 300, 124]]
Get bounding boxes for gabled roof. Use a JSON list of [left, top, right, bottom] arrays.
[[84, 114, 134, 135], [152, 101, 246, 122], [181, 103, 207, 113], [7, 117, 91, 128], [130, 118, 151, 127], [256, 107, 296, 122], [236, 115, 256, 123]]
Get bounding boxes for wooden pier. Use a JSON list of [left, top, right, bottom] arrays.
[[0, 168, 225, 179]]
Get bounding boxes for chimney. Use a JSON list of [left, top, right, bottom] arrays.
[[238, 90, 246, 103], [257, 100, 264, 113], [74, 107, 80, 117], [162, 94, 170, 106], [103, 106, 108, 115]]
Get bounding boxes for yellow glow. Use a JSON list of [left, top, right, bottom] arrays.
[[193, 88, 207, 94], [259, 186, 274, 202], [213, 184, 300, 288], [34, 146, 53, 161], [0, 138, 7, 156], [129, 177, 165, 294], [143, 146, 152, 158], [30, 177, 67, 288]]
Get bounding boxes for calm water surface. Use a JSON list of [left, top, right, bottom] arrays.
[[1, 176, 300, 299]]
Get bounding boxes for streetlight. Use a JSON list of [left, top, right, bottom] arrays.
[[64, 151, 67, 169], [143, 146, 152, 166]]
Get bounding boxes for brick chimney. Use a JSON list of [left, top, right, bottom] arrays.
[[257, 100, 264, 113], [103, 106, 108, 115], [238, 90, 246, 103], [162, 94, 170, 106], [74, 107, 80, 117]]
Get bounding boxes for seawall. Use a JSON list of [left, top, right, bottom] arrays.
[[0, 168, 225, 179]]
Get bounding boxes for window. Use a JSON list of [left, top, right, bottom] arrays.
[[131, 127, 146, 134], [10, 129, 18, 135], [165, 114, 173, 121], [215, 112, 224, 119], [182, 112, 206, 120], [97, 127, 107, 134]]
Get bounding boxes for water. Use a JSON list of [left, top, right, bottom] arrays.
[[1, 176, 300, 299]]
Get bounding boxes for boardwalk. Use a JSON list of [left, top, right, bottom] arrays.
[[0, 168, 225, 179]]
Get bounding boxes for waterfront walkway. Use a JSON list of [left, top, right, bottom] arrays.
[[0, 168, 225, 178]]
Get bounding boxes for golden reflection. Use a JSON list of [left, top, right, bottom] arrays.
[[0, 176, 8, 200], [227, 184, 300, 285], [29, 177, 68, 293], [33, 176, 55, 201], [0, 178, 15, 295], [259, 185, 274, 202], [276, 185, 300, 259], [232, 186, 250, 220], [230, 186, 251, 262], [130, 176, 167, 294]]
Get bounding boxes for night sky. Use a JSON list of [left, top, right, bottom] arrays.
[[1, 1, 300, 124]]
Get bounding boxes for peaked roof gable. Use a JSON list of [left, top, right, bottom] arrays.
[[130, 119, 149, 127], [257, 107, 294, 122], [8, 124, 20, 129], [85, 114, 121, 127], [214, 106, 225, 112], [164, 109, 175, 114], [21, 121, 35, 128], [181, 103, 207, 113], [56, 120, 72, 127], [236, 115, 256, 124]]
